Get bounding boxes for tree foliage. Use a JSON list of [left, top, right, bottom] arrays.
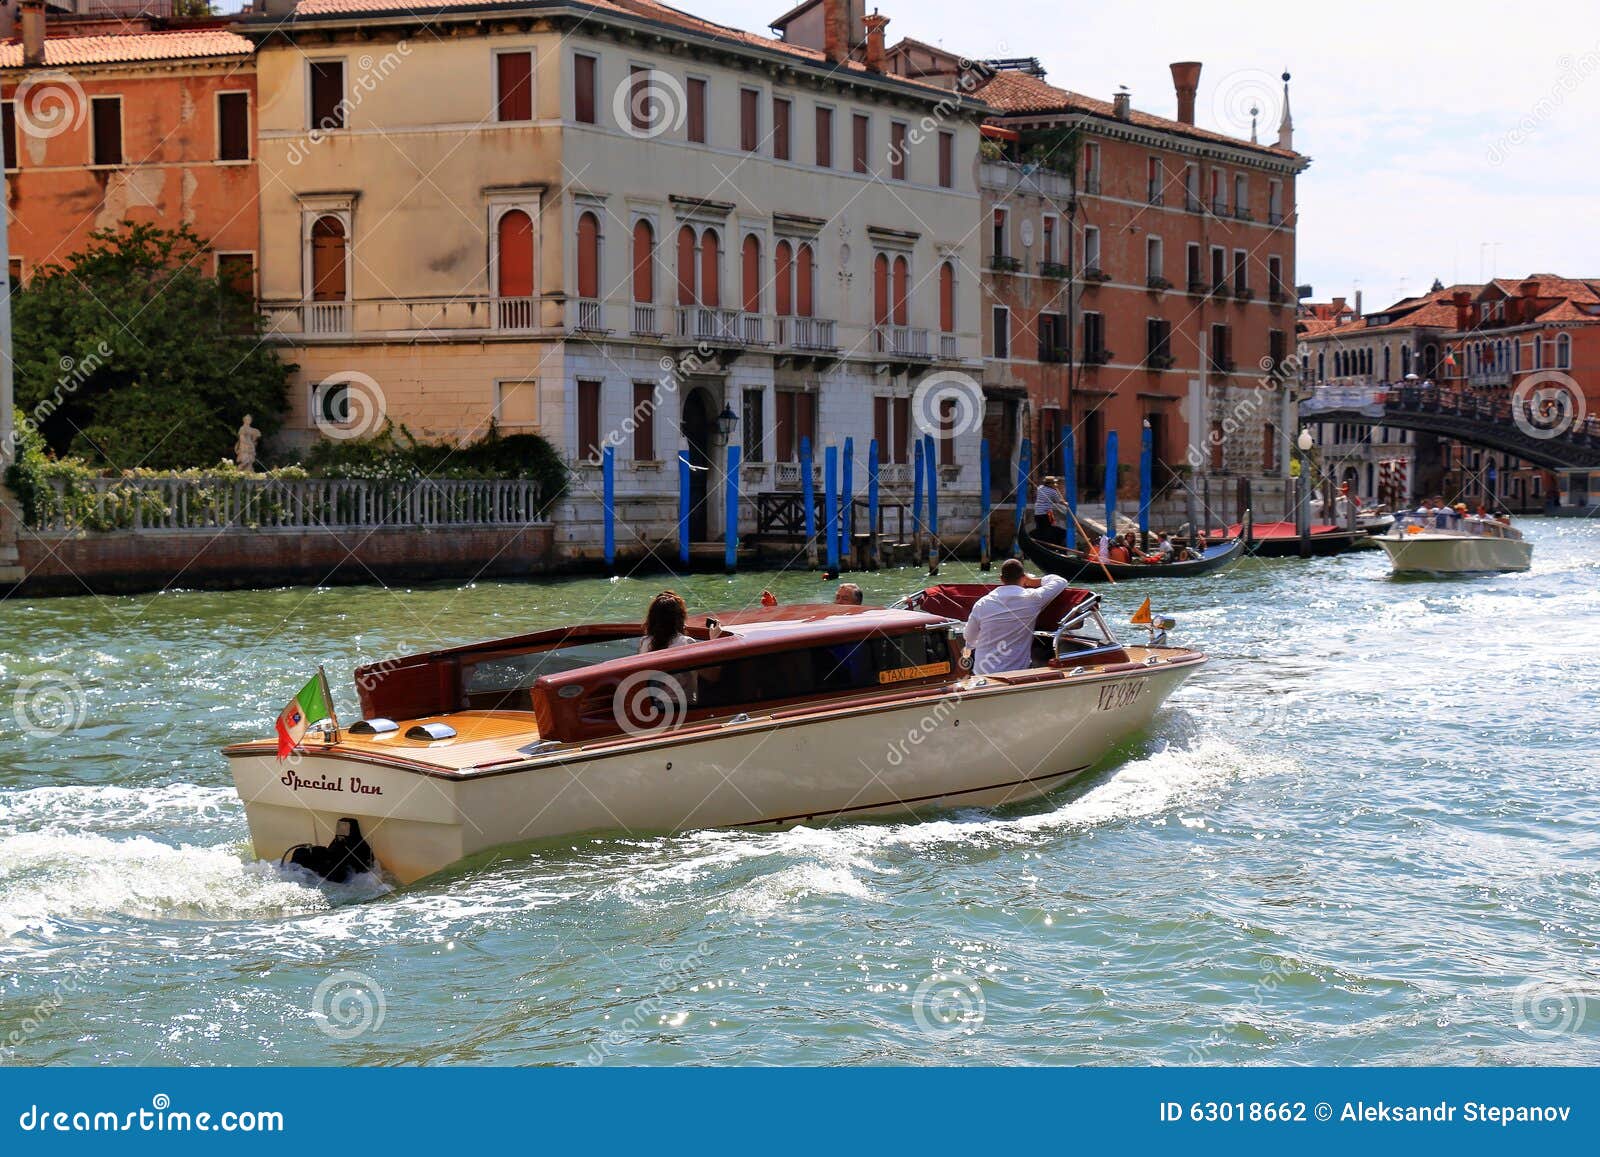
[[11, 221, 293, 470]]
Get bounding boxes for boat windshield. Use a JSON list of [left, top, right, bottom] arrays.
[[1394, 512, 1517, 538], [464, 638, 643, 700]]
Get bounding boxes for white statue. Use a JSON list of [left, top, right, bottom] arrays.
[[235, 414, 261, 472]]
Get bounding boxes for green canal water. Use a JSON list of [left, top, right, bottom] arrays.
[[2, 519, 1598, 1065]]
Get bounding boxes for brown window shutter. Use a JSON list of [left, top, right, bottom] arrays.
[[938, 131, 953, 188], [773, 98, 791, 161], [815, 106, 832, 168], [218, 253, 255, 298], [579, 380, 602, 461], [874, 396, 889, 452], [91, 97, 122, 165], [633, 383, 655, 461], [574, 55, 597, 124], [890, 122, 906, 180], [2, 101, 16, 171], [852, 114, 869, 174], [892, 398, 909, 464], [217, 92, 249, 160], [775, 391, 796, 462], [740, 88, 759, 152], [687, 78, 706, 143], [497, 52, 533, 122], [309, 62, 344, 129]]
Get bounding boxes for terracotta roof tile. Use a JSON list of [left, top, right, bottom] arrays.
[[974, 67, 1299, 159], [0, 30, 252, 68]]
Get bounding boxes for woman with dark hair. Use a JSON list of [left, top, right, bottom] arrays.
[[640, 590, 693, 654]]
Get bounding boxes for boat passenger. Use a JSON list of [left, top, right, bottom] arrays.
[[1154, 534, 1175, 563], [1033, 476, 1069, 545], [835, 583, 864, 605], [963, 559, 1070, 676], [639, 591, 695, 654]]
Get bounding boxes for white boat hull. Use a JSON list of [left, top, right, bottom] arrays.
[[1377, 532, 1532, 574], [229, 661, 1197, 883]]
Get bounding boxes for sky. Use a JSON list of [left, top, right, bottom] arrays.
[[675, 0, 1600, 312]]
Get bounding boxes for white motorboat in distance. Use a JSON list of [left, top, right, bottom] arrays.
[[1377, 512, 1533, 575], [224, 585, 1204, 884]]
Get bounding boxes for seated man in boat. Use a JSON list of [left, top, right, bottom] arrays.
[[963, 559, 1069, 675], [1151, 533, 1176, 563], [834, 582, 864, 605]]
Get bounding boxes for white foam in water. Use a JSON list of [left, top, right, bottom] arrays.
[[0, 783, 236, 835]]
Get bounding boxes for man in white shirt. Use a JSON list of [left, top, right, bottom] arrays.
[[963, 559, 1070, 675]]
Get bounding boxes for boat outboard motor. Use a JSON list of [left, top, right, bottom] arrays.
[[283, 818, 375, 883]]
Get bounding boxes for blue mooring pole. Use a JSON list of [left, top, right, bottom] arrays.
[[1062, 427, 1078, 550], [677, 450, 691, 568], [979, 437, 992, 570], [602, 444, 616, 572], [801, 436, 816, 568], [911, 437, 926, 562], [1105, 429, 1119, 535], [867, 438, 882, 570], [724, 443, 740, 574], [1014, 436, 1032, 556], [841, 435, 854, 568], [824, 443, 840, 578], [923, 433, 939, 575]]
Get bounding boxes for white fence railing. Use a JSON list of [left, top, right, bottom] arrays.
[[33, 477, 547, 534]]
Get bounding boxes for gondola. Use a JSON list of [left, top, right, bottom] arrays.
[[1018, 523, 1246, 582], [1205, 519, 1368, 558]]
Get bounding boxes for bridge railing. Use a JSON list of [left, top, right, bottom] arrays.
[[1305, 383, 1600, 450]]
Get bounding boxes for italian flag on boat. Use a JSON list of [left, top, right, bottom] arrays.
[[275, 670, 336, 760]]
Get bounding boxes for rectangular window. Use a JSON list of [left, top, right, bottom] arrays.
[[687, 77, 707, 143], [574, 53, 597, 124], [7, 257, 21, 290], [1210, 323, 1231, 369], [627, 66, 651, 133], [1042, 215, 1058, 263], [1185, 163, 1200, 209], [91, 96, 122, 166], [852, 113, 869, 174], [874, 397, 890, 459], [1083, 226, 1101, 271], [1234, 173, 1248, 217], [1082, 312, 1105, 360], [1147, 155, 1162, 203], [1146, 236, 1163, 280], [496, 51, 533, 122], [1210, 246, 1226, 288], [992, 306, 1010, 359], [938, 130, 954, 188], [890, 121, 907, 180], [496, 379, 539, 428], [1233, 249, 1248, 292], [578, 380, 602, 462], [815, 105, 833, 167], [632, 382, 656, 461], [1147, 318, 1172, 362], [939, 400, 956, 467], [776, 392, 815, 462], [309, 60, 345, 130], [992, 208, 1008, 258], [740, 87, 760, 152], [773, 97, 792, 161], [2, 101, 16, 171], [1269, 180, 1284, 223], [216, 252, 255, 298], [217, 91, 250, 160], [1186, 243, 1202, 287], [743, 389, 765, 462], [1082, 141, 1100, 192], [1269, 329, 1286, 371], [873, 396, 910, 463], [1268, 255, 1284, 298], [1263, 423, 1278, 472], [1037, 312, 1065, 360]]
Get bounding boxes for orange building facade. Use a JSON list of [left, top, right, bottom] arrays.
[[0, 7, 257, 290]]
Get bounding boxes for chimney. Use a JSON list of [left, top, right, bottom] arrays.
[[1169, 61, 1201, 126], [1112, 87, 1131, 121], [823, 0, 852, 65], [21, 0, 45, 69], [1452, 290, 1473, 331], [862, 9, 889, 72], [1519, 278, 1540, 298], [1354, 290, 1363, 318]]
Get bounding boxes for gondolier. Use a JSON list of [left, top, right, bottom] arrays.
[[1033, 476, 1070, 545]]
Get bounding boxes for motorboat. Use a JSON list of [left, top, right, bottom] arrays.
[[224, 586, 1205, 884], [1018, 523, 1245, 582], [1376, 512, 1533, 575]]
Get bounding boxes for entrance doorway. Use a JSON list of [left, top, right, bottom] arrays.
[[682, 387, 716, 541]]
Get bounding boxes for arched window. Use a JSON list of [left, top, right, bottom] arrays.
[[872, 253, 890, 327], [576, 211, 601, 300], [698, 228, 720, 308], [891, 255, 909, 326], [796, 243, 814, 318], [676, 225, 697, 306], [741, 234, 761, 314], [496, 209, 534, 299], [1558, 332, 1572, 369], [632, 219, 655, 304], [774, 241, 793, 317], [310, 215, 347, 302], [939, 261, 955, 333]]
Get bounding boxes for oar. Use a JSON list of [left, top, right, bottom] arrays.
[[1064, 506, 1117, 585]]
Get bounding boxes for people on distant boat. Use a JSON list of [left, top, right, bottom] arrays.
[[1153, 533, 1175, 563], [963, 559, 1070, 675], [835, 582, 864, 605], [1108, 537, 1131, 564], [640, 590, 694, 654], [1033, 476, 1070, 544]]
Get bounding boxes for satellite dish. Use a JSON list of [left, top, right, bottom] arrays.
[[1020, 219, 1035, 248]]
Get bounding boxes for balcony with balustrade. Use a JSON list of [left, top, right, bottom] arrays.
[[872, 325, 932, 363], [263, 295, 553, 341]]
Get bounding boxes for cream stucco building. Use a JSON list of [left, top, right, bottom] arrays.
[[247, 0, 988, 560]]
